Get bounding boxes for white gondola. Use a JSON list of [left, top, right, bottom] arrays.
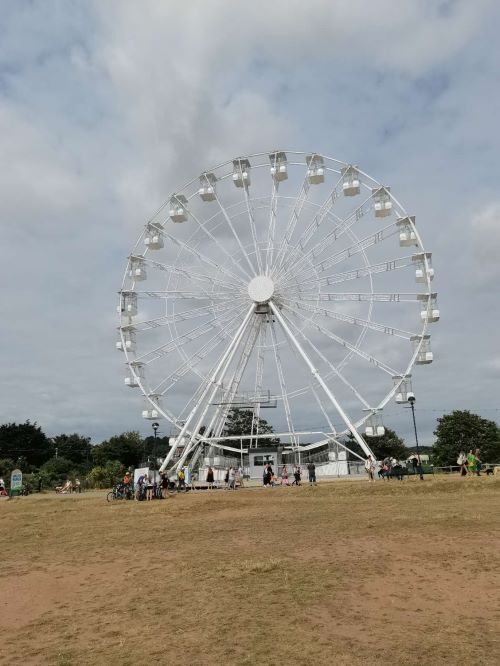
[[169, 195, 188, 223], [411, 335, 433, 364], [269, 151, 288, 182], [392, 375, 415, 403], [396, 216, 418, 247], [116, 326, 136, 352], [144, 223, 164, 250], [372, 186, 392, 217], [128, 256, 147, 281], [232, 158, 251, 187], [341, 165, 360, 196], [118, 290, 137, 317], [306, 154, 325, 184], [198, 172, 217, 202], [412, 252, 434, 283], [365, 412, 385, 437], [417, 293, 439, 323], [124, 362, 144, 388], [142, 395, 162, 419]]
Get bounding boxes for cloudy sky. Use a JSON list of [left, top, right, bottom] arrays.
[[2, 0, 500, 447]]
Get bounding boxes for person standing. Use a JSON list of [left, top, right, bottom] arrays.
[[206, 466, 214, 490], [281, 464, 289, 486], [364, 457, 375, 482], [177, 468, 186, 492], [307, 462, 317, 486], [475, 448, 482, 476], [146, 475, 154, 501], [467, 449, 476, 476], [160, 472, 169, 499], [228, 467, 236, 490], [237, 466, 244, 488]]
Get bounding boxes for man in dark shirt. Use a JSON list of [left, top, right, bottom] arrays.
[[307, 462, 317, 486]]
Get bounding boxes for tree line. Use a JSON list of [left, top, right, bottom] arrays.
[[1, 410, 499, 488]]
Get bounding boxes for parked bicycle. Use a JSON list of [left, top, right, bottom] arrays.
[[106, 484, 133, 502]]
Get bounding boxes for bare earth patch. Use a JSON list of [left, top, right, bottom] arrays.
[[1, 478, 499, 665]]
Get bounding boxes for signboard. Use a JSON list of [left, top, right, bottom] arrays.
[[11, 468, 22, 490]]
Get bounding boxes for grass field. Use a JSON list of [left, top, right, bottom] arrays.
[[1, 476, 500, 665]]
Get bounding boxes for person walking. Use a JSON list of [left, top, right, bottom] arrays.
[[467, 449, 476, 476], [307, 462, 317, 486], [224, 468, 230, 490], [457, 451, 468, 476], [475, 448, 482, 476], [237, 466, 244, 488], [292, 466, 302, 486], [206, 466, 214, 490], [228, 467, 236, 490], [364, 457, 375, 482]]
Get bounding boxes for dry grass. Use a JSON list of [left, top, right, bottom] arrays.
[[1, 476, 500, 665]]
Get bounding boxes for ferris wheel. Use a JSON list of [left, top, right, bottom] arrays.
[[117, 150, 438, 473]]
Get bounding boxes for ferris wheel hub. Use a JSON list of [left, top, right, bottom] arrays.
[[248, 275, 275, 303]]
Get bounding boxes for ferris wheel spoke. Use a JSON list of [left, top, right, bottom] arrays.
[[269, 319, 298, 444], [272, 174, 312, 273], [136, 289, 245, 302], [284, 256, 414, 290], [280, 300, 398, 376], [279, 298, 415, 340], [134, 302, 246, 365], [281, 222, 399, 287], [279, 307, 371, 408], [310, 384, 337, 436], [152, 307, 247, 395], [131, 302, 237, 332], [242, 185, 264, 273], [140, 256, 241, 292], [273, 174, 345, 281], [283, 291, 421, 304], [213, 191, 258, 278], [186, 206, 254, 281], [162, 229, 247, 287], [264, 179, 279, 273], [276, 193, 374, 284]]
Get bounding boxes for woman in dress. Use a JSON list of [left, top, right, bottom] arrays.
[[467, 449, 476, 476], [206, 466, 214, 490], [160, 472, 169, 499]]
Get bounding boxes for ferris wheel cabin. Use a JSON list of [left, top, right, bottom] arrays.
[[198, 172, 217, 201], [232, 158, 251, 187], [269, 151, 288, 182], [417, 293, 440, 323], [411, 335, 434, 364], [372, 187, 392, 217], [341, 165, 361, 196], [144, 223, 164, 250], [392, 375, 415, 403], [412, 252, 434, 283], [396, 217, 418, 247], [169, 195, 188, 223], [306, 154, 325, 184]]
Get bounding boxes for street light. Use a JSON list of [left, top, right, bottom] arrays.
[[152, 422, 159, 473], [407, 396, 424, 481]]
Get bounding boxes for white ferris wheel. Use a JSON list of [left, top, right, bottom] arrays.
[[117, 150, 438, 474]]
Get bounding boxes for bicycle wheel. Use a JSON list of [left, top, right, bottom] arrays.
[[106, 491, 115, 502]]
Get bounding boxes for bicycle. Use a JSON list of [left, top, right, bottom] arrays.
[[106, 484, 132, 502]]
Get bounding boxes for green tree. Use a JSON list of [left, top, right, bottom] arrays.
[[39, 456, 75, 486], [51, 434, 91, 465], [345, 427, 408, 461], [0, 458, 15, 477], [91, 431, 143, 468], [87, 461, 125, 489], [222, 409, 279, 447], [432, 410, 500, 466], [0, 421, 53, 467]]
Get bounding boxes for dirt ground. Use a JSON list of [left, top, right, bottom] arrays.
[[1, 476, 499, 666]]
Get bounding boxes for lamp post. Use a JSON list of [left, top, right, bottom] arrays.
[[152, 422, 159, 474], [407, 396, 424, 481]]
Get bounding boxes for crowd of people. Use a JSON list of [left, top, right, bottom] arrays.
[[457, 448, 483, 476]]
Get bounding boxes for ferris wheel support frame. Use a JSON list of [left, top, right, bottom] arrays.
[[159, 304, 255, 472], [268, 301, 374, 459]]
